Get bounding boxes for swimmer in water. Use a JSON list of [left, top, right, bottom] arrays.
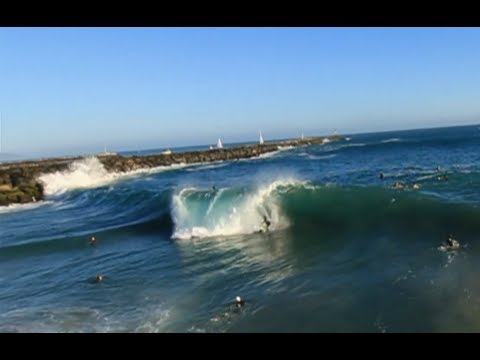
[[445, 234, 459, 250], [412, 183, 420, 190], [95, 274, 104, 282], [392, 181, 405, 189], [89, 235, 96, 246], [235, 296, 245, 308], [379, 173, 384, 180]]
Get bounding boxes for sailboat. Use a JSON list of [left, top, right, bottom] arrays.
[[301, 133, 304, 140], [259, 131, 264, 145], [217, 138, 223, 149]]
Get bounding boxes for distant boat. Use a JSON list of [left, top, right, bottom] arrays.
[[301, 133, 304, 140], [217, 138, 223, 149], [259, 131, 264, 145], [161, 149, 172, 155]]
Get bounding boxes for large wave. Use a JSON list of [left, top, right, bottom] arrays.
[[170, 180, 480, 241], [171, 178, 306, 239], [4, 178, 480, 254]]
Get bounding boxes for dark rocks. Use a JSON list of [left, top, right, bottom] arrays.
[[0, 135, 343, 207]]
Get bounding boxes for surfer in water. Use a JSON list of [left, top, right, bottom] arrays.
[[260, 215, 271, 232], [235, 296, 245, 308], [392, 181, 405, 189], [445, 234, 459, 250]]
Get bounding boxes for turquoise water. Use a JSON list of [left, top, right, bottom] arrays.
[[1, 124, 480, 332]]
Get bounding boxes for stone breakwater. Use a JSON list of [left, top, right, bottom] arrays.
[[0, 135, 343, 206]]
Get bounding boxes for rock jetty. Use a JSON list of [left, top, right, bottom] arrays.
[[0, 135, 343, 206]]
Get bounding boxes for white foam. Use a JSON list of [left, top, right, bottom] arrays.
[[306, 154, 337, 160], [186, 162, 227, 172], [38, 157, 194, 196], [257, 150, 281, 159], [381, 138, 401, 143], [277, 145, 296, 151], [38, 157, 119, 195], [171, 178, 306, 239], [0, 200, 53, 215]]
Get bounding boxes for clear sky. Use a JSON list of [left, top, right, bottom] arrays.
[[1, 27, 479, 157]]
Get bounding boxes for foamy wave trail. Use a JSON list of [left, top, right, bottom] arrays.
[[38, 157, 121, 196], [0, 200, 54, 215], [306, 154, 337, 160], [171, 178, 306, 239], [186, 162, 227, 172], [381, 138, 401, 143]]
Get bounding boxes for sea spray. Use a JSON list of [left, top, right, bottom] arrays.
[[38, 157, 120, 195], [38, 157, 195, 196]]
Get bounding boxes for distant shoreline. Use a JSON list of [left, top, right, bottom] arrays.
[[0, 135, 343, 207]]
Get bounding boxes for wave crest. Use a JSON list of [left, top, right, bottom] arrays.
[[171, 178, 306, 239]]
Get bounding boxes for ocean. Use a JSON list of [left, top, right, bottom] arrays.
[[1, 124, 480, 332]]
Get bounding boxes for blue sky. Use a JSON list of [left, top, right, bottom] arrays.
[[1, 27, 479, 157]]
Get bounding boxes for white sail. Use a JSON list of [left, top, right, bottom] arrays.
[[217, 138, 223, 149], [301, 133, 304, 140], [259, 131, 264, 145]]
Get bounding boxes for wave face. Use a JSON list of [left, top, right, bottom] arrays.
[[170, 181, 480, 241]]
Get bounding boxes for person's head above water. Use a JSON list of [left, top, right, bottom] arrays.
[[235, 296, 245, 307], [95, 274, 103, 282]]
